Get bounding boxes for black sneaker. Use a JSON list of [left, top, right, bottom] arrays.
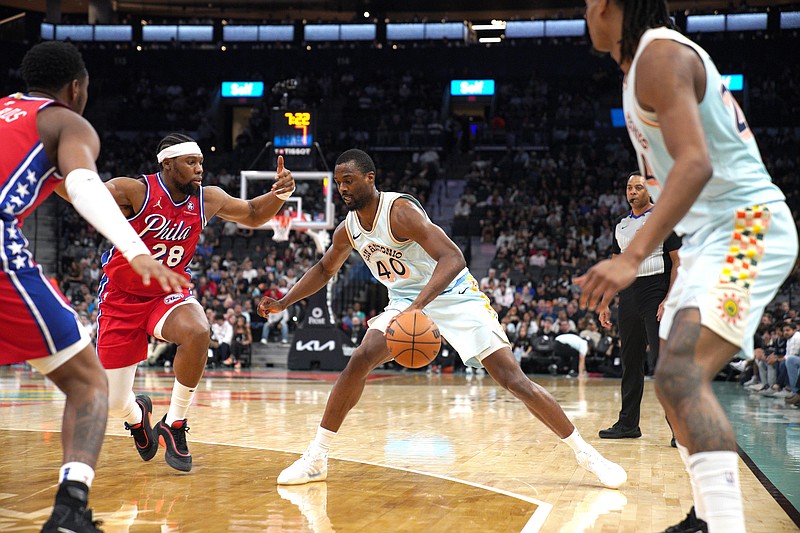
[[124, 395, 158, 461], [661, 507, 708, 533], [156, 414, 192, 472], [598, 422, 642, 439], [41, 481, 103, 532]]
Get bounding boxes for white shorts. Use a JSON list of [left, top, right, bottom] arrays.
[[660, 201, 798, 359], [368, 274, 511, 368]]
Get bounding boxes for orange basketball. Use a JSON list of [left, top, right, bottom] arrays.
[[385, 310, 441, 369]]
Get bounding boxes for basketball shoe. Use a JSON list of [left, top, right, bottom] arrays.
[[277, 445, 328, 485], [156, 415, 192, 472], [661, 506, 708, 533], [124, 394, 158, 461], [575, 450, 627, 489], [41, 481, 103, 533]]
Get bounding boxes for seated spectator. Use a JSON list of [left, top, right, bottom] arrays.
[[782, 322, 800, 405], [579, 319, 602, 348], [210, 312, 233, 367], [147, 338, 176, 367], [261, 308, 289, 345], [225, 315, 253, 369], [348, 316, 367, 346]]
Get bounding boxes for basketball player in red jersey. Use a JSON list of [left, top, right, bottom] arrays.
[[0, 42, 189, 533], [94, 133, 295, 472]]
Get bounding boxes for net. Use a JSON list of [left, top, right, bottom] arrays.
[[268, 215, 293, 242]]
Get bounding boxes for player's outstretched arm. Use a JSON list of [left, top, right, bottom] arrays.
[[257, 221, 351, 317], [392, 198, 466, 312], [205, 155, 296, 228]]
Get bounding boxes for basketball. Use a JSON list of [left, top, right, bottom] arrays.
[[385, 310, 441, 368]]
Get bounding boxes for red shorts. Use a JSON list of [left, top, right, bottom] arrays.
[[97, 282, 195, 369]]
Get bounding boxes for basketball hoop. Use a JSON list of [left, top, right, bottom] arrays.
[[268, 215, 293, 242]]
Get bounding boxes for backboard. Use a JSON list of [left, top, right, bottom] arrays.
[[239, 170, 335, 230]]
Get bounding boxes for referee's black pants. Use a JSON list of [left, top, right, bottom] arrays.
[[617, 274, 667, 429]]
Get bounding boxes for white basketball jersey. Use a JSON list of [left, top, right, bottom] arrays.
[[344, 192, 469, 300], [623, 27, 784, 235]]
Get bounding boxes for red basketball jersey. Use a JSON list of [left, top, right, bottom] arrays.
[[101, 173, 206, 297], [0, 94, 68, 227]]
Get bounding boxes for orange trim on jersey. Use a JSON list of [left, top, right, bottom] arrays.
[[636, 108, 660, 128]]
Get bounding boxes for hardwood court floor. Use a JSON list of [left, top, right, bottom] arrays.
[[0, 366, 797, 532]]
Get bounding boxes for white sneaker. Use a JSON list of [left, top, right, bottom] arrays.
[[742, 377, 758, 387], [729, 360, 748, 372], [260, 338, 268, 345], [277, 447, 328, 485], [576, 450, 627, 489]]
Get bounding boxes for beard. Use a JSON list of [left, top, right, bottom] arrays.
[[177, 181, 199, 196], [344, 194, 368, 211]]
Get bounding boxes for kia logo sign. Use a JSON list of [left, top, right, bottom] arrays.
[[295, 340, 336, 352]]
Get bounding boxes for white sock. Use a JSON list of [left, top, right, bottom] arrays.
[[165, 380, 196, 425], [115, 392, 143, 426], [676, 442, 707, 521], [106, 365, 140, 425], [561, 427, 594, 454], [59, 462, 95, 488], [689, 451, 745, 533], [311, 426, 337, 454]]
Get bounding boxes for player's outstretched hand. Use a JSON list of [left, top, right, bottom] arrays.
[[575, 257, 638, 310], [129, 255, 192, 293], [258, 296, 286, 318], [271, 155, 295, 199]]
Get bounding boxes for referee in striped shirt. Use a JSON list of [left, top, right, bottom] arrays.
[[598, 173, 681, 440]]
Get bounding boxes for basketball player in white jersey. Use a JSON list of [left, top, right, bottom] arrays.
[[258, 149, 627, 490], [579, 2, 798, 532]]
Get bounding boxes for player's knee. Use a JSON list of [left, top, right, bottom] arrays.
[[653, 354, 698, 406], [346, 347, 381, 375], [185, 324, 212, 348]]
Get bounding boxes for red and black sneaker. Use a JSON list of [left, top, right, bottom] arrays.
[[123, 394, 158, 462], [156, 414, 192, 472]]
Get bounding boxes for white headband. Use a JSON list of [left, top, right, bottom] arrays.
[[157, 142, 203, 163]]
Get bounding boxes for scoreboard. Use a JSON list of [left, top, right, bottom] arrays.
[[273, 110, 315, 148]]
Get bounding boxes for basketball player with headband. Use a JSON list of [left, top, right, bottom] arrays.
[[90, 133, 295, 472]]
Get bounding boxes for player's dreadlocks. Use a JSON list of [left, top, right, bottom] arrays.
[[157, 133, 196, 161], [336, 148, 376, 176], [617, 0, 678, 63], [19, 41, 87, 93]]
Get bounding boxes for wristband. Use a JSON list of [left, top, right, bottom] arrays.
[[276, 186, 295, 201]]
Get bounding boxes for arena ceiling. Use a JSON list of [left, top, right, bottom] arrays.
[[3, 0, 796, 21]]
